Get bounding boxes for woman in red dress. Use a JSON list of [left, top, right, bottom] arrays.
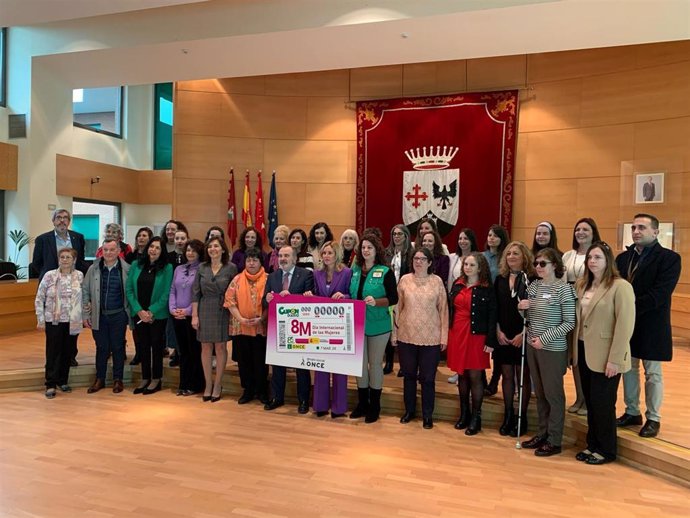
[[447, 252, 497, 435]]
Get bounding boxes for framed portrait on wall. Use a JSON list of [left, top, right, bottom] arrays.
[[619, 222, 674, 250], [635, 172, 664, 204]]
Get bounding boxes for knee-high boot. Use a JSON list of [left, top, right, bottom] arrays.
[[454, 386, 471, 430], [365, 388, 382, 423], [350, 387, 369, 419], [383, 341, 394, 375]]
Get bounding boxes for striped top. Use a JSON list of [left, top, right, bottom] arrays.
[[525, 278, 576, 351]]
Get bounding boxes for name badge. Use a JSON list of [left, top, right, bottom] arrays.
[[372, 271, 383, 278], [542, 293, 551, 299]]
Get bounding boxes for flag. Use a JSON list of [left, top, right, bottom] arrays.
[[227, 168, 237, 247], [254, 171, 267, 246], [267, 171, 279, 245], [242, 171, 252, 228]]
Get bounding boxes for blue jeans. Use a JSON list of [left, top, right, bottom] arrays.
[[92, 310, 128, 381]]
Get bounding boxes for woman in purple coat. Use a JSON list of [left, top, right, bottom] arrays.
[[304, 241, 352, 418]]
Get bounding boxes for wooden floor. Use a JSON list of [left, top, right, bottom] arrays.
[[0, 390, 688, 518], [1, 329, 689, 449]]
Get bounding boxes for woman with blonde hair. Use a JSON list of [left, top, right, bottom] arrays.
[[493, 241, 537, 436], [305, 241, 353, 417], [573, 242, 634, 465], [267, 225, 290, 274], [340, 229, 359, 268]]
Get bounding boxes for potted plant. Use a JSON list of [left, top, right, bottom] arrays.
[[7, 229, 34, 279]]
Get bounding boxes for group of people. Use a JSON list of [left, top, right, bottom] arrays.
[[33, 208, 680, 465]]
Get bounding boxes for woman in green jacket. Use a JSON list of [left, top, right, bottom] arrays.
[[349, 232, 398, 423], [126, 236, 173, 395]]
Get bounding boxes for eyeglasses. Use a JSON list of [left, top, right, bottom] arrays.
[[533, 260, 552, 267], [54, 215, 70, 221], [413, 257, 428, 262]]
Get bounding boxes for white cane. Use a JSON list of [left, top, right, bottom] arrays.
[[514, 271, 529, 449]]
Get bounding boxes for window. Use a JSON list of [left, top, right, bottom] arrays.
[[72, 86, 124, 138], [0, 28, 7, 108], [72, 199, 121, 260], [154, 83, 173, 169]]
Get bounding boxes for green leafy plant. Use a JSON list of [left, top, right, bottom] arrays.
[[7, 229, 34, 279]]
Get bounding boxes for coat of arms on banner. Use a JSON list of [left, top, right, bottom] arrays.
[[402, 145, 459, 235]]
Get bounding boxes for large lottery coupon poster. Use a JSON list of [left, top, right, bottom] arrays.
[[266, 295, 366, 376]]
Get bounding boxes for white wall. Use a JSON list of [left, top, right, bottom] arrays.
[[1, 27, 156, 269]]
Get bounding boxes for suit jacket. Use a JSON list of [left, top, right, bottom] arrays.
[[32, 229, 89, 281], [313, 268, 352, 298], [573, 278, 635, 373], [615, 242, 681, 361], [262, 266, 314, 307]]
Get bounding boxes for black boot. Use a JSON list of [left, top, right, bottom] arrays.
[[510, 415, 528, 437], [383, 342, 394, 375], [465, 410, 482, 436], [349, 388, 369, 419], [454, 389, 471, 430], [499, 407, 515, 436], [365, 388, 382, 423]]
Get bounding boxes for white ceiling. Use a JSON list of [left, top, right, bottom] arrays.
[[7, 0, 690, 88]]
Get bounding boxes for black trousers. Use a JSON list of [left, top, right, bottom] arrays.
[[271, 366, 310, 404], [172, 316, 205, 393], [579, 340, 621, 460], [398, 342, 441, 419], [44, 322, 76, 388], [234, 334, 269, 398], [134, 319, 166, 380]]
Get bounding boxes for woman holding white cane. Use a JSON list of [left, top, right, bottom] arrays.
[[494, 241, 536, 437], [517, 248, 576, 457]]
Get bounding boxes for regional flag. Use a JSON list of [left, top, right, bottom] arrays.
[[227, 168, 237, 247], [242, 171, 252, 227], [255, 171, 267, 245]]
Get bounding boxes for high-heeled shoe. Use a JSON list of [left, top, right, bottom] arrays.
[[210, 386, 223, 403], [202, 395, 212, 402], [142, 380, 161, 395], [133, 380, 150, 394]]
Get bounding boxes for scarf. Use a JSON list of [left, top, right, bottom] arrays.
[[230, 267, 268, 336]]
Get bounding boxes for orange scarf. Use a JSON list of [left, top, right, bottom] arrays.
[[226, 267, 268, 336]]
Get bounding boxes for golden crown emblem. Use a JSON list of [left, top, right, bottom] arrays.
[[404, 146, 459, 170]]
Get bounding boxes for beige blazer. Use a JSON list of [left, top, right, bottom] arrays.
[[572, 278, 635, 373]]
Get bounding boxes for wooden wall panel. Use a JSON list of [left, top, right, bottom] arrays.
[[466, 55, 527, 91], [402, 60, 467, 96], [528, 46, 638, 83], [0, 141, 18, 191], [518, 78, 582, 133], [264, 70, 349, 97], [174, 178, 227, 223], [633, 118, 690, 171], [263, 140, 350, 184], [178, 77, 267, 95], [56, 155, 171, 205], [219, 94, 308, 140], [305, 97, 356, 141], [580, 62, 690, 127], [175, 134, 265, 179], [303, 183, 355, 226], [174, 90, 224, 136], [523, 126, 635, 180], [350, 65, 402, 100]]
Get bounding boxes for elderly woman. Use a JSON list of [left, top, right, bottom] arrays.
[[393, 247, 448, 429], [304, 241, 352, 418], [493, 241, 537, 437], [447, 228, 479, 291], [518, 247, 576, 457], [349, 233, 398, 423], [169, 239, 206, 396], [35, 247, 83, 399], [232, 226, 266, 273], [126, 237, 173, 395], [289, 228, 314, 270], [340, 229, 359, 268], [224, 247, 269, 405], [573, 242, 635, 465], [267, 225, 290, 274], [531, 221, 562, 257], [447, 252, 496, 435], [562, 217, 601, 416], [192, 236, 237, 402], [95, 223, 132, 259]]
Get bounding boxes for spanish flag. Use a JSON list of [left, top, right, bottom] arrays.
[[242, 171, 252, 227]]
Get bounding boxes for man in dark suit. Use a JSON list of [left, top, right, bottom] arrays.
[[32, 208, 89, 365], [262, 245, 314, 414], [642, 177, 656, 202], [615, 213, 681, 438]]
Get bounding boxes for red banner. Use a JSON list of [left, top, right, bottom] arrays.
[[356, 91, 517, 248], [255, 171, 267, 246]]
